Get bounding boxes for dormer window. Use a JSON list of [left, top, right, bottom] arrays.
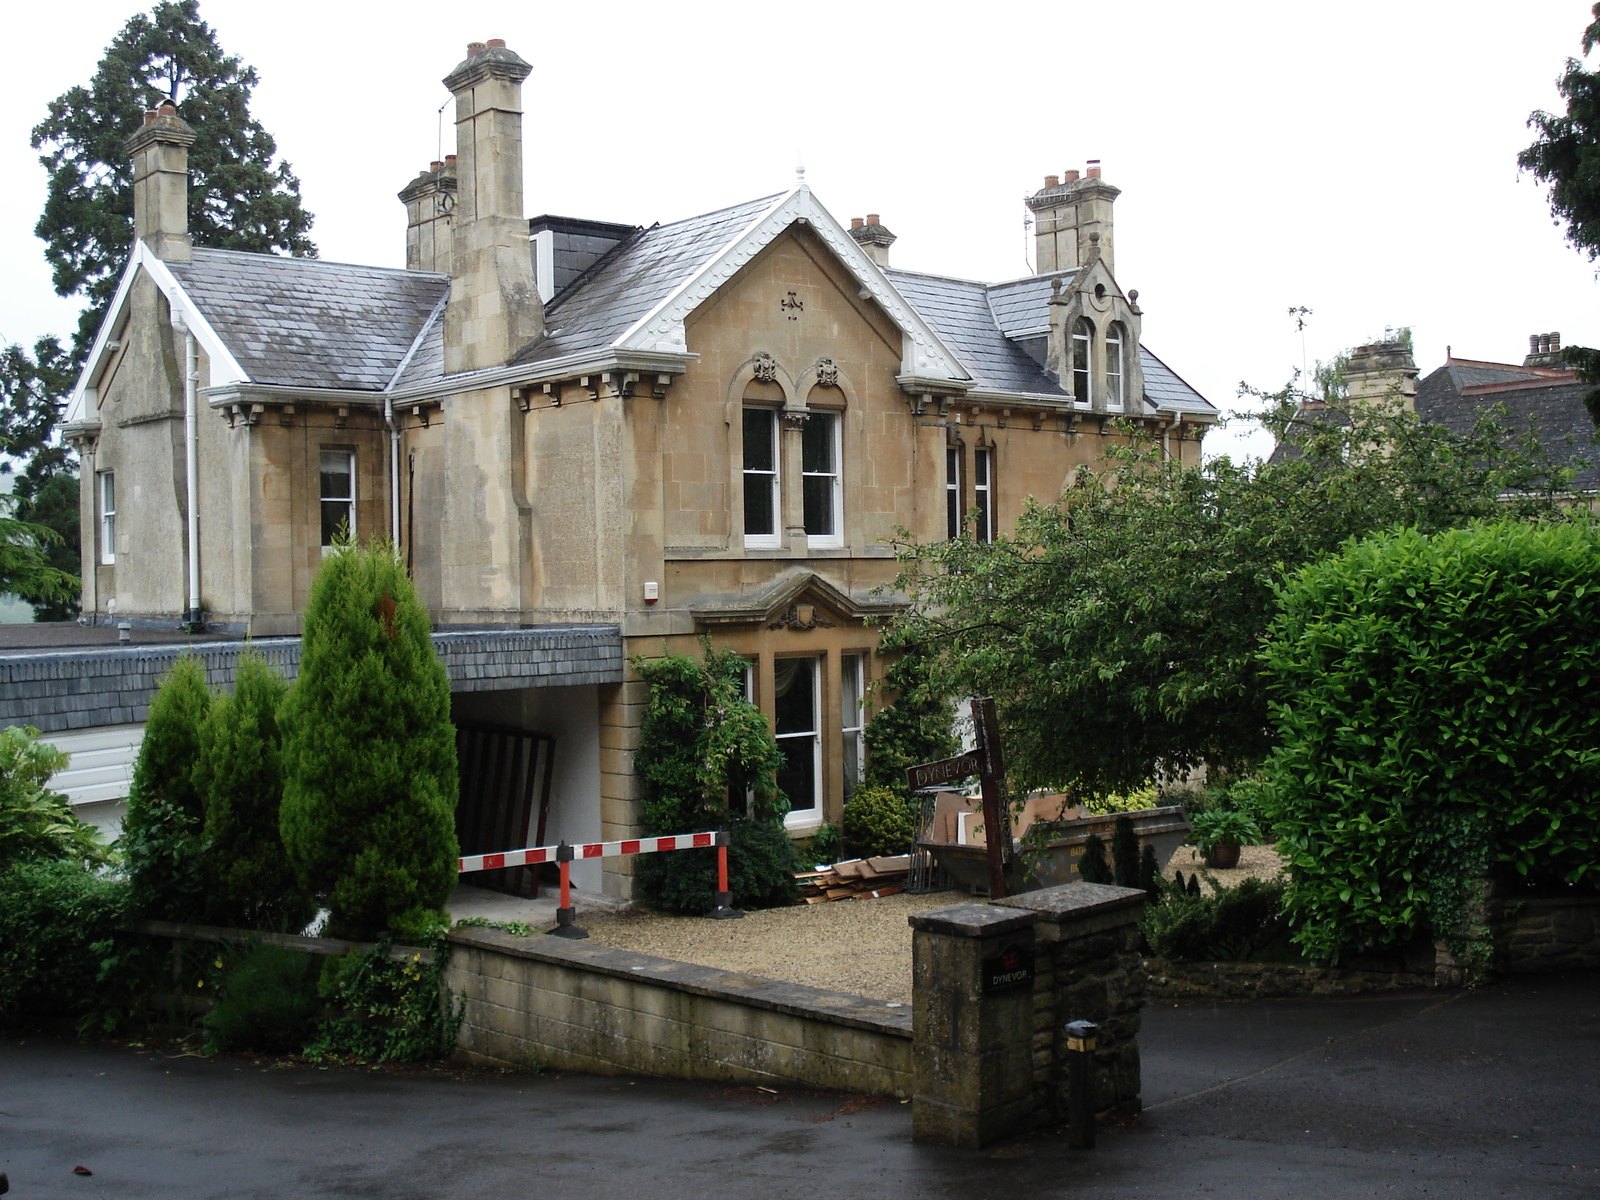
[[1072, 318, 1093, 403], [1107, 322, 1126, 410]]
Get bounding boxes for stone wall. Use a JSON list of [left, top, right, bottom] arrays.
[[1492, 897, 1600, 973], [445, 926, 911, 1096]]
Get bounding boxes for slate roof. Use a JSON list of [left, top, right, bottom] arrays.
[[520, 194, 784, 364], [1416, 363, 1598, 489], [167, 249, 447, 391]]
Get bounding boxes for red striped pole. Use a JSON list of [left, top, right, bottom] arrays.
[[707, 829, 743, 921], [549, 843, 587, 938]]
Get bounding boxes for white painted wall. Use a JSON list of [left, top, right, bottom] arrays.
[[451, 684, 603, 893]]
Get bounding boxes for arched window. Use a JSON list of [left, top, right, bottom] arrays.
[[1072, 318, 1093, 403], [1106, 322, 1125, 410]]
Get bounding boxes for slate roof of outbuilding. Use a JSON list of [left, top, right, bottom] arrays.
[[166, 249, 448, 390]]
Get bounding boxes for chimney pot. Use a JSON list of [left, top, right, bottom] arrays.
[[445, 154, 457, 164], [486, 37, 506, 47], [1045, 175, 1059, 188], [143, 109, 158, 125], [429, 160, 443, 171], [158, 101, 177, 115], [1087, 159, 1102, 179], [866, 213, 880, 226], [850, 217, 864, 229], [1065, 169, 1080, 182], [467, 41, 487, 55], [1530, 334, 1541, 352]]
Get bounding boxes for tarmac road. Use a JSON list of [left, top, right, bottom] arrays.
[[2, 973, 1595, 1199]]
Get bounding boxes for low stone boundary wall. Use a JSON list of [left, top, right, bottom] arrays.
[[1143, 959, 1435, 1001], [1492, 896, 1600, 972], [444, 926, 912, 1096]]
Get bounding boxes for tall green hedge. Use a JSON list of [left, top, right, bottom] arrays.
[[279, 542, 458, 940], [1262, 520, 1600, 963]]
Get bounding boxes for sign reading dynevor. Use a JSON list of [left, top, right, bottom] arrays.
[[906, 751, 982, 792], [982, 942, 1035, 993]]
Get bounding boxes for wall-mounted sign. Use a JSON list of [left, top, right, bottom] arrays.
[[982, 942, 1035, 994]]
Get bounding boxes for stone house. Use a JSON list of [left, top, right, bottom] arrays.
[[55, 39, 1214, 898]]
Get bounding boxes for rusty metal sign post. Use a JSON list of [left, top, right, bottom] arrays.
[[906, 696, 1011, 900]]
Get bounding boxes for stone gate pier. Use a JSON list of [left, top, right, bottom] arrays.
[[910, 882, 1147, 1148]]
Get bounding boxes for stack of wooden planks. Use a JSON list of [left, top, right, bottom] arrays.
[[795, 855, 912, 902]]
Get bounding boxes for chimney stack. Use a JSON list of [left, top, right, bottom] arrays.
[[848, 213, 896, 267], [1345, 340, 1418, 411], [398, 157, 458, 273], [1025, 162, 1119, 275], [442, 39, 541, 373], [125, 102, 196, 263], [1524, 331, 1565, 368]]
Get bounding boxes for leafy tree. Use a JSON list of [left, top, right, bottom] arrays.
[[1520, 3, 1600, 262], [279, 542, 457, 941], [0, 335, 81, 617], [194, 650, 310, 932], [120, 654, 213, 919], [32, 0, 317, 362], [0, 725, 107, 870], [861, 649, 957, 801], [884, 392, 1573, 799]]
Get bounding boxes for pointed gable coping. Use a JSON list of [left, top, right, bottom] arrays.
[[688, 569, 902, 627], [616, 187, 969, 384], [65, 240, 249, 426]]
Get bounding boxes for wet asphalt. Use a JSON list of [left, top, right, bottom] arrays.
[[1, 973, 1595, 1199]]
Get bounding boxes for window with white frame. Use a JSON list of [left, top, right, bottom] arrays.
[[801, 411, 841, 547], [742, 407, 780, 548], [1072, 318, 1093, 403], [945, 445, 962, 540], [98, 471, 116, 565], [319, 450, 355, 549], [973, 448, 994, 542], [774, 656, 821, 826], [841, 653, 864, 804], [1107, 322, 1126, 410]]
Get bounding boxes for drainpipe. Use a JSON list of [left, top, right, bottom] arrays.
[[176, 315, 201, 630], [385, 393, 401, 547]]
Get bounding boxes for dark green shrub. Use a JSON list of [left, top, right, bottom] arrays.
[[279, 542, 458, 941], [305, 934, 461, 1063], [1138, 844, 1159, 899], [1141, 876, 1292, 962], [200, 942, 320, 1053], [1264, 520, 1600, 964], [1111, 815, 1139, 887], [862, 649, 957, 802], [842, 784, 914, 858], [0, 859, 129, 1024], [196, 651, 311, 932], [805, 823, 842, 866], [1077, 833, 1111, 883], [121, 654, 213, 919], [631, 644, 790, 913]]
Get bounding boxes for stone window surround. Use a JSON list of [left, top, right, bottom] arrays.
[[98, 470, 116, 565]]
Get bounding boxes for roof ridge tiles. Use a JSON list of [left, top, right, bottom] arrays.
[[188, 246, 447, 279]]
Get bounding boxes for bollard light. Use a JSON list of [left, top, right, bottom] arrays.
[[1064, 1018, 1099, 1149]]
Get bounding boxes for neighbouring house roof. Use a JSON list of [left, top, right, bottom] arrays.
[[1417, 360, 1598, 490]]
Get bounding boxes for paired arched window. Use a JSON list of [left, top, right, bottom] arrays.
[[1072, 318, 1093, 403], [1106, 322, 1126, 410]]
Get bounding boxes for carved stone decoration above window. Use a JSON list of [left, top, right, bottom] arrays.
[[751, 352, 779, 383], [767, 602, 836, 631], [814, 359, 839, 389], [782, 407, 811, 432], [781, 291, 804, 320]]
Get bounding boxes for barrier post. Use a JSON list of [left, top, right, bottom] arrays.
[[548, 842, 588, 939], [707, 829, 743, 920]]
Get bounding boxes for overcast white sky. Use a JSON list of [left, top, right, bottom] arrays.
[[2, 0, 1596, 461]]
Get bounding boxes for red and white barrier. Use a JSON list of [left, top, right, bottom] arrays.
[[459, 828, 739, 935]]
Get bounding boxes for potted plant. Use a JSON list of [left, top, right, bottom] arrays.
[[1188, 808, 1261, 870]]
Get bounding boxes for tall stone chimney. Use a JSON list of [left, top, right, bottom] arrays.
[[1026, 162, 1119, 275], [125, 102, 196, 263], [1524, 332, 1565, 369], [848, 214, 896, 267], [398, 155, 458, 273], [1345, 341, 1418, 411], [443, 39, 541, 373]]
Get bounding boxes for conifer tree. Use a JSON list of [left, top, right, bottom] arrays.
[[195, 650, 309, 932], [120, 654, 213, 918], [32, 0, 317, 362], [279, 543, 457, 941]]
